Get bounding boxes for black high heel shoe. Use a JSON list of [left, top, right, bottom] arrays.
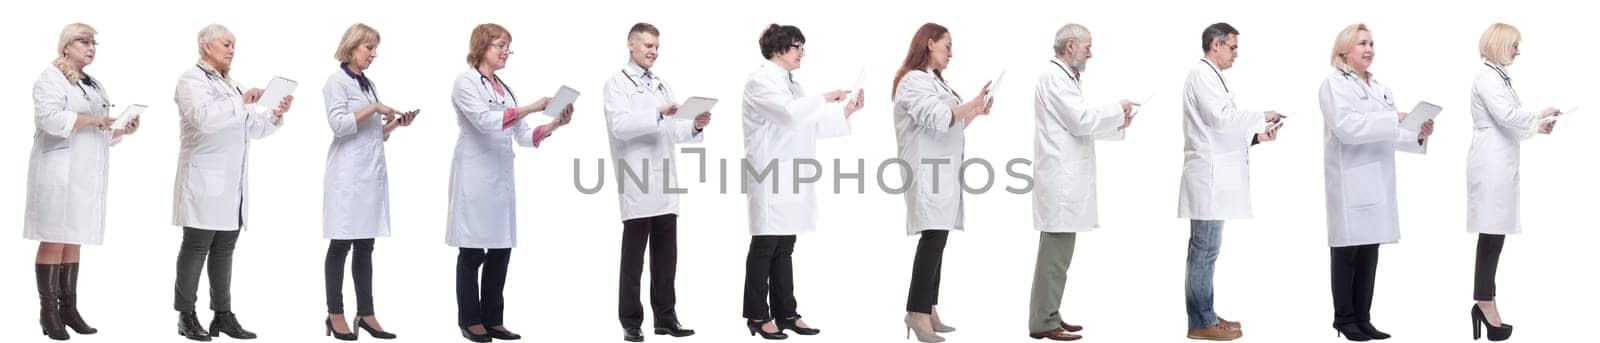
[[776, 317, 820, 335], [325, 318, 356, 341], [355, 316, 397, 339], [746, 319, 788, 340], [1471, 304, 1513, 341], [1334, 322, 1373, 341], [1358, 322, 1391, 340]]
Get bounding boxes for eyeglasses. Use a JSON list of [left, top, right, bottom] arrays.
[[492, 42, 515, 55], [74, 38, 99, 47], [789, 44, 805, 53]]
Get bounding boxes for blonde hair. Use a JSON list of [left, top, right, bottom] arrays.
[[54, 23, 97, 85], [1329, 23, 1369, 70], [1479, 23, 1520, 66], [334, 23, 381, 63], [466, 23, 511, 67]]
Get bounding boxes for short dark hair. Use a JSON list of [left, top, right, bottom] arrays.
[[759, 24, 806, 59], [1201, 22, 1239, 53], [628, 22, 659, 40]]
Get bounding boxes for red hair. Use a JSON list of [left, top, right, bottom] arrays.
[[892, 23, 952, 97]]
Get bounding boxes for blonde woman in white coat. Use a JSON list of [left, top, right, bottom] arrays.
[[892, 22, 991, 343], [171, 24, 293, 341], [1466, 23, 1562, 342], [740, 23, 861, 340], [447, 23, 572, 343], [1026, 23, 1134, 342], [320, 23, 411, 341], [26, 23, 141, 340], [1317, 24, 1432, 342]]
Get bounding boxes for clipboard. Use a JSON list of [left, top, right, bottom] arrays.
[[110, 104, 146, 130], [676, 97, 718, 120], [983, 69, 1006, 107], [1401, 101, 1441, 131], [844, 66, 866, 105], [544, 85, 580, 118], [257, 76, 297, 112]]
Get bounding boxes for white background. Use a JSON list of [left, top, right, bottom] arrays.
[[2, 0, 1596, 342]]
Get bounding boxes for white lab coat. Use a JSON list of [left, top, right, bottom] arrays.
[[894, 69, 966, 235], [1467, 61, 1540, 235], [1033, 60, 1126, 233], [172, 62, 283, 231], [741, 60, 851, 236], [603, 63, 704, 222], [1177, 59, 1268, 220], [24, 68, 120, 245], [1318, 70, 1427, 247], [321, 67, 391, 239], [447, 68, 540, 248]]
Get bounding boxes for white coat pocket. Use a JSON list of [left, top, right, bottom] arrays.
[[1343, 162, 1385, 208], [1058, 159, 1094, 217], [1212, 151, 1248, 191], [188, 163, 226, 197]]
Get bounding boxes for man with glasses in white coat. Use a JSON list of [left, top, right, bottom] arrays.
[[1176, 22, 1283, 341]]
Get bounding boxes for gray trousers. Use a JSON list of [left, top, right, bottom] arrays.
[[174, 227, 240, 312], [1027, 232, 1077, 332]]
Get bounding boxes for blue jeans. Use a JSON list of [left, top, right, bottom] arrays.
[[1185, 220, 1224, 329]]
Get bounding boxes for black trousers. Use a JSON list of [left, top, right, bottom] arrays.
[[175, 227, 240, 313], [619, 214, 679, 329], [456, 248, 512, 328], [1475, 234, 1506, 301], [1330, 244, 1380, 326], [907, 230, 948, 313], [326, 239, 376, 316], [743, 235, 798, 321]]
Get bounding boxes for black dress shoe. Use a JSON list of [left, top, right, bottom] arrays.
[[776, 317, 820, 335], [653, 318, 695, 337], [487, 327, 522, 340], [745, 319, 788, 340], [460, 328, 491, 343], [624, 327, 645, 342], [356, 316, 398, 339], [209, 312, 257, 339], [1358, 322, 1391, 340], [177, 311, 212, 342]]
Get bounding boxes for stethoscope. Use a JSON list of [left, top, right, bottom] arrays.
[[1200, 59, 1229, 93], [196, 64, 243, 96], [623, 69, 668, 95], [1049, 59, 1080, 84], [476, 70, 517, 106], [1484, 62, 1518, 100], [1338, 69, 1385, 103], [75, 75, 111, 112]]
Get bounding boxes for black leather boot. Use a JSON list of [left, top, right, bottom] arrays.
[[178, 311, 212, 341], [37, 264, 70, 341], [58, 263, 97, 334], [210, 311, 258, 339]]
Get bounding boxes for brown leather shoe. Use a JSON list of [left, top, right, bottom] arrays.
[[1217, 317, 1241, 330], [1030, 327, 1082, 341], [1186, 322, 1242, 341], [1059, 321, 1083, 332]]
